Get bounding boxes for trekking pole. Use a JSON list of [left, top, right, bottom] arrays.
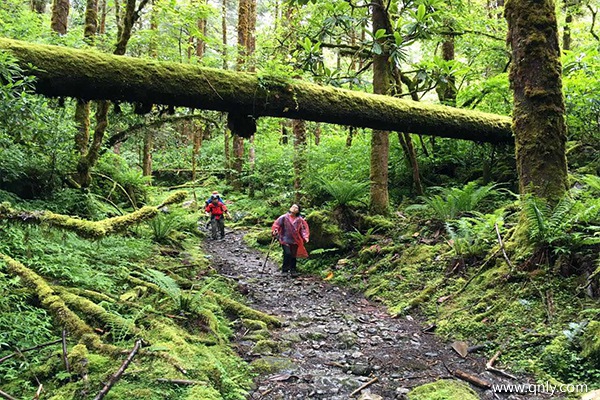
[[262, 236, 278, 273]]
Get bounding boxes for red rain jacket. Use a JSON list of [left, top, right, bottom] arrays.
[[271, 213, 310, 258], [205, 202, 228, 220]]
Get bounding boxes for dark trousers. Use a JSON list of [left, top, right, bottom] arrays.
[[210, 217, 224, 239], [282, 244, 298, 273]]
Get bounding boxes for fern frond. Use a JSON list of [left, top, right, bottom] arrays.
[[140, 268, 181, 308], [320, 179, 369, 207]]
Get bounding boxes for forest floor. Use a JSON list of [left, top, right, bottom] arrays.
[[203, 229, 563, 400]]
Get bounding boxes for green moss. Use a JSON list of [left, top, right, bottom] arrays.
[[409, 379, 480, 400], [250, 356, 298, 375], [360, 214, 396, 231], [581, 321, 600, 358], [305, 210, 344, 250]]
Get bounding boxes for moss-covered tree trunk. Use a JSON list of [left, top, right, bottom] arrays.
[[505, 0, 569, 204], [0, 38, 514, 143], [369, 0, 391, 215], [142, 130, 153, 177], [50, 0, 69, 34]]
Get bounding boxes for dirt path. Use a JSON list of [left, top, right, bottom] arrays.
[[204, 230, 557, 400]]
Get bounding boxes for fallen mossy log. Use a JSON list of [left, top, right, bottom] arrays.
[[0, 191, 187, 239], [0, 38, 513, 143], [0, 254, 119, 354], [207, 291, 282, 327]]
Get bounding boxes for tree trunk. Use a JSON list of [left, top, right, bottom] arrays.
[[314, 123, 321, 146], [397, 132, 424, 195], [222, 0, 228, 69], [142, 130, 153, 177], [293, 119, 307, 204], [0, 38, 514, 143], [505, 0, 568, 204], [370, 0, 391, 215], [51, 0, 70, 34], [346, 126, 354, 147], [31, 0, 47, 13], [437, 20, 458, 106]]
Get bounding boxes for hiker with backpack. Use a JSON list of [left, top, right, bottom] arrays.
[[205, 195, 231, 240], [271, 204, 310, 276]]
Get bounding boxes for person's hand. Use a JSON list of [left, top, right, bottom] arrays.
[[304, 238, 309, 243], [272, 229, 279, 236]]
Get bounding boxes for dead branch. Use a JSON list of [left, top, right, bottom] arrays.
[[156, 378, 207, 385], [349, 376, 379, 397], [0, 338, 62, 364], [94, 340, 142, 400], [0, 389, 17, 400], [456, 249, 500, 295], [485, 350, 518, 380], [495, 223, 514, 271], [453, 369, 492, 389], [62, 327, 70, 373]]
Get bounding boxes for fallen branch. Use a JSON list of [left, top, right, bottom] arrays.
[[349, 376, 379, 397], [456, 249, 500, 295], [485, 350, 517, 380], [0, 389, 17, 400], [156, 378, 207, 385], [0, 191, 187, 239], [495, 223, 514, 271], [0, 338, 62, 364], [453, 369, 492, 389], [94, 340, 143, 400]]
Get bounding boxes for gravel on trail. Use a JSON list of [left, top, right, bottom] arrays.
[[204, 230, 561, 400]]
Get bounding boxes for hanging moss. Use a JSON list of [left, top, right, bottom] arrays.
[[0, 38, 513, 144]]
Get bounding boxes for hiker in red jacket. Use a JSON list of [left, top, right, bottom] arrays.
[[205, 196, 231, 240], [271, 204, 310, 276]]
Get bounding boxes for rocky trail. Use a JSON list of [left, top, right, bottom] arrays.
[[204, 230, 558, 400]]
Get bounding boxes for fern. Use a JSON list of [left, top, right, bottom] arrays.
[[407, 181, 501, 221], [146, 213, 179, 244], [320, 179, 369, 207], [139, 268, 182, 309]]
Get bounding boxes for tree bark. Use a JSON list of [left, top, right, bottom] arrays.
[[0, 38, 513, 144], [370, 0, 391, 215], [505, 0, 569, 203], [31, 0, 47, 13], [293, 119, 307, 204], [51, 0, 70, 34], [142, 130, 153, 177]]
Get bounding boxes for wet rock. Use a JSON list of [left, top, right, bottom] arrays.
[[350, 363, 373, 376]]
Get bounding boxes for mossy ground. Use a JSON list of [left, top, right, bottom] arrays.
[[0, 200, 273, 400]]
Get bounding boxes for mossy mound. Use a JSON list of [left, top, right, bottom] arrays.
[[305, 210, 344, 250], [408, 379, 480, 400]]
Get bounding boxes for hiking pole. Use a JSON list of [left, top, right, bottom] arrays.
[[262, 236, 278, 273]]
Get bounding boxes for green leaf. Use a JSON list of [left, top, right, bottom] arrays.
[[417, 4, 426, 20], [372, 42, 383, 55], [375, 28, 387, 39]]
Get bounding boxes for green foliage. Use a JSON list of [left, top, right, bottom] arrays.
[[319, 179, 369, 208], [521, 191, 600, 256], [146, 212, 181, 244], [407, 181, 503, 221]]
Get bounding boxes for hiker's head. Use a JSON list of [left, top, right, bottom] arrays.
[[211, 196, 220, 204], [289, 204, 300, 215]]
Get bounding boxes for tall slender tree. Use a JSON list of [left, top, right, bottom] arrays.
[[370, 0, 391, 215]]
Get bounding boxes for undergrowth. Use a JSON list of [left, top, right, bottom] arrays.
[[0, 196, 273, 400]]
